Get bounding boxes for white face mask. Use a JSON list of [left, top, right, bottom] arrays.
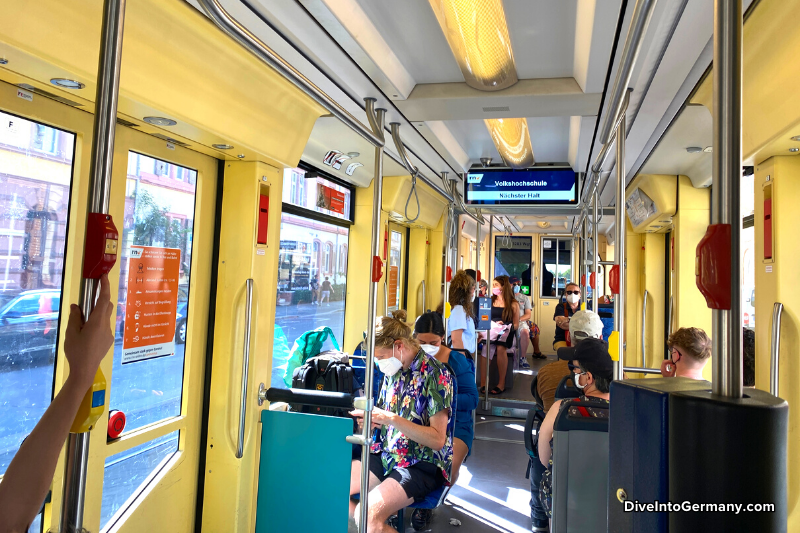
[[375, 344, 404, 376], [566, 293, 580, 304], [420, 344, 439, 356], [574, 372, 587, 389]]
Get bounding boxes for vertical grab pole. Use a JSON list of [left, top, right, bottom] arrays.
[[442, 174, 451, 338], [581, 208, 589, 299], [359, 99, 385, 533], [60, 0, 126, 530], [613, 90, 630, 382], [483, 216, 494, 408], [770, 302, 784, 397], [592, 188, 599, 312], [711, 0, 743, 398], [473, 212, 481, 425]]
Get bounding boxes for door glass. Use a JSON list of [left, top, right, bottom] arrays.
[[742, 226, 755, 329], [541, 237, 572, 298], [109, 152, 197, 432], [388, 231, 402, 311], [272, 213, 349, 388], [0, 111, 75, 477], [100, 430, 179, 530]]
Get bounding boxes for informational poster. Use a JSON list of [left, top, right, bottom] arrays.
[[387, 266, 399, 309], [316, 184, 346, 214], [122, 246, 180, 364]]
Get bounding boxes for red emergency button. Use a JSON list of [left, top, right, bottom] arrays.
[[107, 409, 126, 440]]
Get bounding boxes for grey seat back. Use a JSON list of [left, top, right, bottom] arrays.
[[551, 400, 609, 533]]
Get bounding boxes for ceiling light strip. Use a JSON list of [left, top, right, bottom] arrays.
[[428, 0, 518, 91], [484, 118, 534, 168]]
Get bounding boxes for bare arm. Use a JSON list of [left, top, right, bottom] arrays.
[[538, 399, 562, 467], [0, 275, 114, 533], [450, 329, 465, 350], [351, 407, 450, 450], [519, 305, 531, 323], [513, 302, 520, 329]]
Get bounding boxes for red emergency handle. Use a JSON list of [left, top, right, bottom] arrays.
[[371, 256, 383, 282], [477, 270, 481, 282], [609, 265, 620, 295], [256, 194, 269, 245], [107, 409, 126, 440], [446, 266, 452, 282], [696, 223, 731, 309], [83, 213, 118, 279], [580, 273, 597, 288]]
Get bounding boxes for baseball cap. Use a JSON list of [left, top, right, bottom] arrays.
[[569, 310, 604, 341], [509, 276, 520, 284], [557, 338, 613, 381]]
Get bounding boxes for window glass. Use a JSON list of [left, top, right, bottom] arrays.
[[0, 112, 74, 476], [282, 167, 352, 221], [388, 231, 402, 310], [541, 238, 572, 298], [109, 152, 197, 433], [494, 236, 532, 293], [743, 226, 755, 329], [100, 431, 179, 531], [272, 213, 348, 388]]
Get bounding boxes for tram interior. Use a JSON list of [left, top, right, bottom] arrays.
[[0, 0, 797, 532]]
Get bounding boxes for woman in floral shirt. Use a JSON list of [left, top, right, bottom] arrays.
[[349, 314, 454, 532]]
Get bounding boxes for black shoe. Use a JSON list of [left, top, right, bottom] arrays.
[[411, 508, 433, 530], [387, 514, 400, 531]]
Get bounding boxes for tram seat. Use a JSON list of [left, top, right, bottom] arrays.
[[554, 375, 580, 401], [550, 399, 610, 533], [530, 374, 543, 409]]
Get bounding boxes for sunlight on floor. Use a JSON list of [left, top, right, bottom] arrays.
[[504, 423, 525, 432], [455, 466, 530, 517], [445, 494, 532, 533]]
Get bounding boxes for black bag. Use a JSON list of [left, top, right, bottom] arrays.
[[291, 351, 355, 417]]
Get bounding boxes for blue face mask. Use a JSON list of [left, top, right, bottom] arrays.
[[513, 285, 520, 294]]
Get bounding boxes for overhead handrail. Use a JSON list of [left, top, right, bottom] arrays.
[[236, 278, 254, 459], [198, 0, 382, 148], [623, 366, 661, 375], [770, 302, 784, 396], [641, 290, 648, 367], [389, 123, 421, 223], [598, 0, 659, 145]]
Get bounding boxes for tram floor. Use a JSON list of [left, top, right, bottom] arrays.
[[348, 418, 534, 533]]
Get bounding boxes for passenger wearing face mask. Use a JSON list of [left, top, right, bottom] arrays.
[[479, 275, 520, 395], [410, 312, 477, 527], [660, 327, 712, 380], [536, 338, 613, 520], [553, 282, 581, 349], [349, 315, 454, 532], [447, 270, 478, 357]]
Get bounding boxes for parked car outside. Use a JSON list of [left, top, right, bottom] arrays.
[[0, 289, 61, 370]]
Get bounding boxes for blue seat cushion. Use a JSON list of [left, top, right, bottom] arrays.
[[408, 484, 446, 509]]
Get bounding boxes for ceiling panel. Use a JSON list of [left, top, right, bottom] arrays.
[[504, 0, 578, 79], [350, 0, 464, 84], [444, 119, 501, 162], [528, 116, 571, 163]]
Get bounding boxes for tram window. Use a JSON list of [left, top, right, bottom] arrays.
[[273, 212, 349, 388], [494, 236, 532, 290], [0, 112, 75, 483], [108, 152, 198, 433], [742, 171, 755, 330], [282, 166, 353, 222], [541, 238, 572, 298], [388, 230, 402, 310], [100, 430, 179, 530]]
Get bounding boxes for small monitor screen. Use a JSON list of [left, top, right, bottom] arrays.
[[464, 168, 578, 206]]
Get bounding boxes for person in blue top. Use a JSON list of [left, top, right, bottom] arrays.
[[447, 270, 477, 357], [412, 311, 478, 528]]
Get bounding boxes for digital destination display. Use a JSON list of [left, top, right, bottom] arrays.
[[464, 168, 578, 205]]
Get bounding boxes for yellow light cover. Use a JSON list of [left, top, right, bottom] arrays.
[[429, 0, 518, 91], [484, 118, 534, 168]]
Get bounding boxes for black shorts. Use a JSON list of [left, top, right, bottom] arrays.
[[368, 453, 444, 502]]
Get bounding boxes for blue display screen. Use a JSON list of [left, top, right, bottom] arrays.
[[92, 389, 106, 408], [464, 168, 578, 205]]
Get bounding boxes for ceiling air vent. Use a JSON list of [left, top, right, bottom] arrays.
[[116, 117, 139, 128], [482, 106, 510, 113], [17, 84, 83, 108], [149, 132, 190, 148]]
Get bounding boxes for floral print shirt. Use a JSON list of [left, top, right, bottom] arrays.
[[370, 349, 454, 483]]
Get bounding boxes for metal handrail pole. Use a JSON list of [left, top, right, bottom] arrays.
[[599, 0, 659, 144], [236, 279, 254, 458], [592, 188, 599, 312], [358, 100, 385, 533], [770, 303, 784, 396], [623, 366, 662, 375], [641, 290, 648, 367], [61, 0, 126, 529], [613, 90, 630, 381], [711, 0, 743, 398]]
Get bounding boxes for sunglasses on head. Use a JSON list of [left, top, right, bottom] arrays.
[[568, 362, 582, 372], [565, 290, 580, 295]]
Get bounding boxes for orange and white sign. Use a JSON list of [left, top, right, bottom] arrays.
[[122, 246, 180, 364], [388, 266, 399, 308]]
